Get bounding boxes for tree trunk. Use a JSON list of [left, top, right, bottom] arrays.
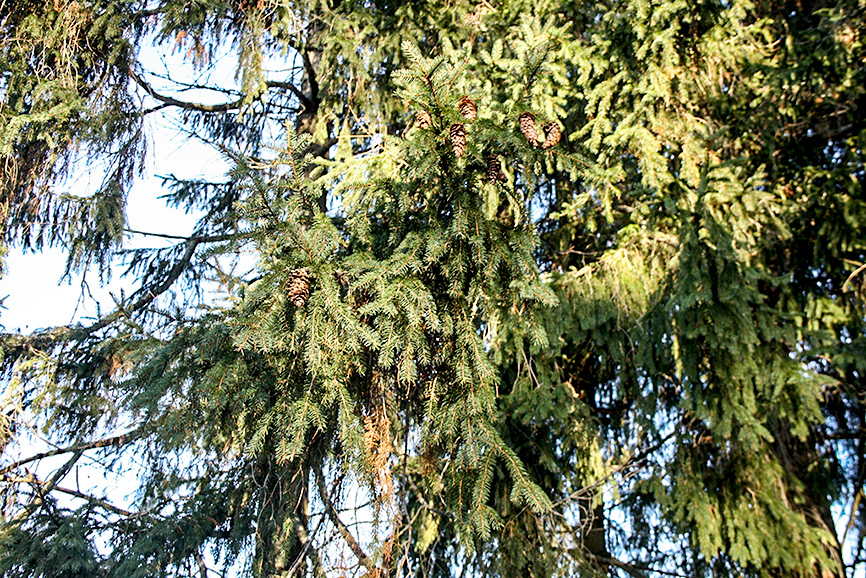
[[771, 422, 845, 578]]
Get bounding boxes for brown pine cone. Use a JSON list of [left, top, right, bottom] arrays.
[[458, 96, 477, 121], [287, 267, 311, 307], [450, 123, 467, 157], [518, 112, 538, 147], [542, 123, 562, 149], [416, 110, 432, 129], [486, 154, 505, 183]]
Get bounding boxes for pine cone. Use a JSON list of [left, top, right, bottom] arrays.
[[518, 112, 538, 147], [542, 123, 562, 149], [450, 123, 467, 157], [416, 110, 432, 129], [287, 267, 311, 307], [458, 96, 477, 121], [486, 154, 505, 183]]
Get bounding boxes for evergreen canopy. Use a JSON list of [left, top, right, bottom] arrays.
[[1, 0, 865, 576]]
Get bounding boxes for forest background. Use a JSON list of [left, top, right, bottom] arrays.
[[1, 0, 866, 577]]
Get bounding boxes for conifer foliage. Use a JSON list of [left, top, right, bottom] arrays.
[[1, 1, 866, 578]]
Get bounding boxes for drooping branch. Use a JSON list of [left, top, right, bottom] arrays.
[[313, 464, 375, 573]]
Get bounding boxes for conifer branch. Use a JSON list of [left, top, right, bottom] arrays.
[[1, 231, 237, 356], [78, 235, 210, 337], [0, 327, 75, 358], [134, 7, 165, 17], [519, 41, 553, 102], [286, 512, 327, 578], [54, 484, 133, 517], [405, 476, 451, 519], [585, 554, 689, 578], [267, 80, 314, 112], [587, 555, 649, 578], [15, 450, 82, 521], [287, 474, 342, 578], [142, 103, 171, 115], [550, 430, 678, 509], [124, 228, 237, 242], [0, 428, 143, 476], [0, 474, 131, 516], [193, 551, 209, 578], [129, 68, 245, 112], [313, 464, 375, 572], [842, 261, 866, 293]]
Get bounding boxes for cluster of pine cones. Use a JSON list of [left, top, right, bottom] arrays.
[[289, 101, 563, 308], [415, 97, 562, 183], [518, 111, 561, 150]]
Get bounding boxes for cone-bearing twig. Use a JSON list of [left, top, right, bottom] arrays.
[[458, 96, 477, 121], [288, 267, 311, 307], [518, 112, 538, 147], [486, 154, 505, 183], [416, 110, 432, 129], [542, 123, 562, 149], [450, 123, 467, 157]]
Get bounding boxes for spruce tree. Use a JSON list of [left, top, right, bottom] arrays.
[[2, 1, 866, 577]]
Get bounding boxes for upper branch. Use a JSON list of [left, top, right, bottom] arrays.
[[129, 68, 244, 113], [130, 66, 313, 115]]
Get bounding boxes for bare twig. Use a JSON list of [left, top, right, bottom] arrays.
[[123, 229, 236, 242], [843, 261, 866, 293], [592, 555, 649, 578]]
